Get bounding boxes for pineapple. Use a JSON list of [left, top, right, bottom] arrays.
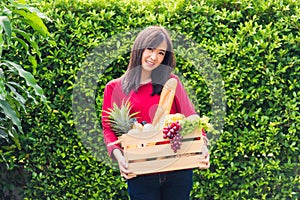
[[104, 100, 139, 137]]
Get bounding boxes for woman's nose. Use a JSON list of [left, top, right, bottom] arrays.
[[150, 51, 157, 60]]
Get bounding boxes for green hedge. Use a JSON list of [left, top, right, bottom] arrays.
[[1, 0, 299, 199]]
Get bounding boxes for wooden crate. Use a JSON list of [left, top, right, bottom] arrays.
[[119, 128, 207, 175]]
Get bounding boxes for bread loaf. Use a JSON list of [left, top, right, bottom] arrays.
[[152, 78, 178, 128]]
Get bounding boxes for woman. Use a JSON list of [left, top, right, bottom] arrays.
[[102, 26, 209, 200]]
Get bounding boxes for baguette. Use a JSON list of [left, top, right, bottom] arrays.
[[152, 78, 178, 128]]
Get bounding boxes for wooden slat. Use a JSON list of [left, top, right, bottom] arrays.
[[121, 129, 202, 147], [125, 139, 204, 161], [128, 154, 207, 175]]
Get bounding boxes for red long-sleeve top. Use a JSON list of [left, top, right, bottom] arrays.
[[101, 74, 197, 158]]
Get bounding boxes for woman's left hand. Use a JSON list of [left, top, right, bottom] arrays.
[[199, 144, 210, 169], [199, 153, 210, 169]]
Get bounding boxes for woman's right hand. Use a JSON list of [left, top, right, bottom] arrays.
[[112, 149, 135, 179]]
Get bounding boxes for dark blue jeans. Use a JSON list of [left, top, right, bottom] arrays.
[[127, 169, 193, 200]]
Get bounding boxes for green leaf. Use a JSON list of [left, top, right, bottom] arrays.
[[0, 16, 12, 38], [0, 32, 4, 57], [0, 100, 23, 134], [11, 2, 52, 21], [6, 83, 27, 112], [0, 128, 9, 143], [0, 61, 46, 102], [28, 55, 37, 70], [0, 69, 7, 100], [12, 10, 50, 37], [13, 29, 42, 59], [8, 126, 21, 150], [11, 37, 29, 52], [9, 81, 38, 104], [13, 29, 31, 43], [14, 0, 27, 4]]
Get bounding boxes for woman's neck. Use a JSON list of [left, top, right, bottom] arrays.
[[140, 70, 152, 84]]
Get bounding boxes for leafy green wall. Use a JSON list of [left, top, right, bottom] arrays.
[[1, 0, 299, 199]]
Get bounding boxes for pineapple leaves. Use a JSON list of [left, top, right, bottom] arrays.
[[103, 99, 139, 136]]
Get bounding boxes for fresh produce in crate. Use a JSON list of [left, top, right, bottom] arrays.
[[104, 78, 212, 175], [162, 114, 212, 152]]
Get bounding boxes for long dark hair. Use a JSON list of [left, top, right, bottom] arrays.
[[122, 26, 176, 95]]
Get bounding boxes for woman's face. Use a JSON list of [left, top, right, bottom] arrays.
[[141, 40, 167, 73]]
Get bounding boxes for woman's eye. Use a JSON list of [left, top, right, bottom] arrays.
[[147, 47, 153, 51], [159, 51, 165, 56]]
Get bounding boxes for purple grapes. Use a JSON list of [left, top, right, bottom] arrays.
[[162, 121, 183, 153]]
